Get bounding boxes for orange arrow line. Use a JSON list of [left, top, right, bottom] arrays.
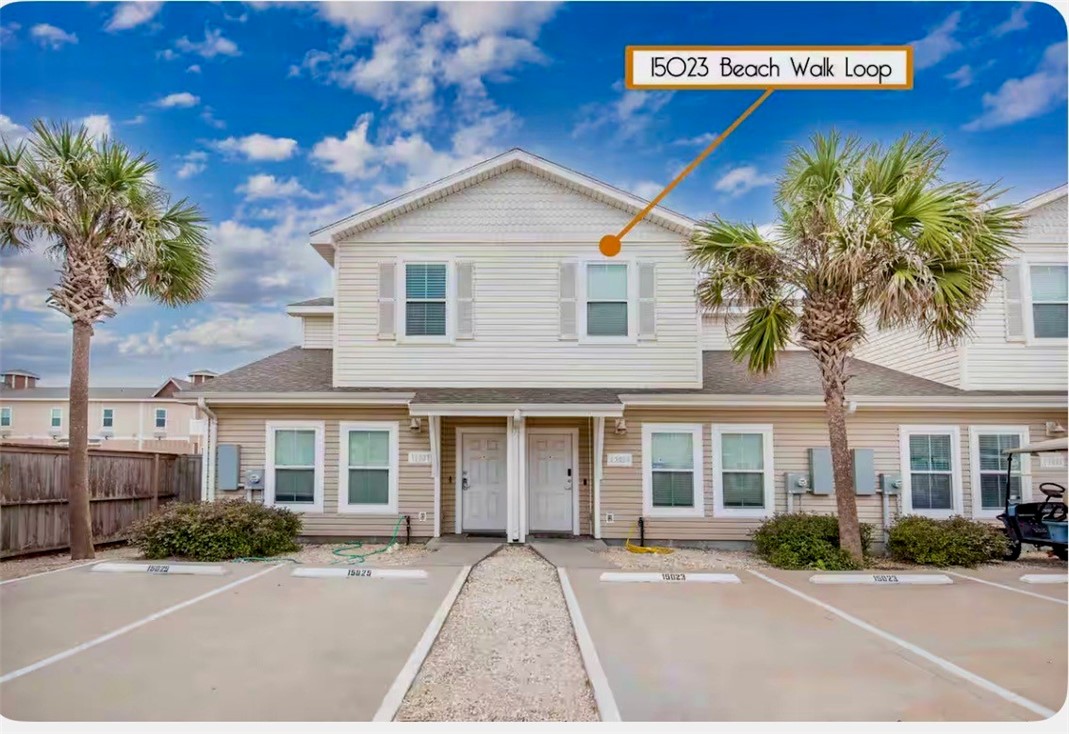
[[616, 88, 775, 241]]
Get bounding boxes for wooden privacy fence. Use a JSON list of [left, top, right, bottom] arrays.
[[0, 444, 202, 558]]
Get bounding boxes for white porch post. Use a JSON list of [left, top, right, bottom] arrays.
[[517, 414, 527, 543], [429, 415, 441, 537], [506, 415, 517, 542], [593, 416, 605, 539]]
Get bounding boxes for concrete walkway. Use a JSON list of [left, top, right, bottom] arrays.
[[422, 541, 502, 567], [530, 540, 614, 569]]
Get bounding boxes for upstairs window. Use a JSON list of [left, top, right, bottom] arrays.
[[155, 408, 167, 429], [1, 407, 10, 427], [50, 408, 62, 429], [405, 263, 448, 337], [1030, 265, 1068, 338], [586, 263, 628, 337], [102, 408, 114, 429]]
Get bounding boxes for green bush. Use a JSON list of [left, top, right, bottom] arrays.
[[887, 515, 1008, 567], [752, 513, 873, 570], [130, 501, 302, 562]]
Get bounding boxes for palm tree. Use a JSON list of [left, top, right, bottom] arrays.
[[688, 132, 1021, 562], [0, 120, 213, 560]]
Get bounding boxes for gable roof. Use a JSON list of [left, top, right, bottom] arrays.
[[308, 148, 697, 262], [1017, 183, 1067, 215]]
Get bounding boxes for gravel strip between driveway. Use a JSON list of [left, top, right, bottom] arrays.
[[396, 545, 598, 722], [600, 546, 768, 570]]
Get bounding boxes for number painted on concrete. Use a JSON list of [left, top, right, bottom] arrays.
[[147, 565, 170, 574], [600, 572, 740, 584]]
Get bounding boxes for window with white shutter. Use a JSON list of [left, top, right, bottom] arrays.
[[638, 262, 656, 339], [377, 262, 396, 339], [1002, 263, 1025, 342], [456, 262, 474, 339], [559, 261, 577, 340]]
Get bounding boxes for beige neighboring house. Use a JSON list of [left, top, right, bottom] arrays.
[[0, 369, 216, 454], [183, 150, 1067, 544]]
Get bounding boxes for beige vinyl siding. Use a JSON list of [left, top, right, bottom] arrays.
[[301, 315, 334, 349], [600, 408, 1066, 542], [333, 168, 701, 389], [213, 406, 434, 538]]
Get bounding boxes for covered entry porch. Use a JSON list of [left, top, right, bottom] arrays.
[[411, 397, 622, 543]]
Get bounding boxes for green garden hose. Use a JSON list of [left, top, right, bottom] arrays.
[[330, 515, 406, 565]]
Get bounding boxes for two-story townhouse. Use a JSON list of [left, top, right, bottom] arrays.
[[185, 150, 1067, 545], [0, 369, 214, 454]]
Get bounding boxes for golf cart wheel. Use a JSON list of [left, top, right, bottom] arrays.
[[1053, 547, 1068, 562], [1003, 536, 1022, 561]]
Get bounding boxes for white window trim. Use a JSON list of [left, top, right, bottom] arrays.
[[578, 258, 638, 344], [338, 421, 400, 515], [1, 406, 11, 427], [1018, 258, 1068, 346], [968, 425, 1031, 519], [398, 258, 456, 343], [265, 420, 325, 513], [101, 407, 115, 431], [899, 425, 963, 519], [641, 422, 704, 519], [50, 407, 63, 429], [712, 424, 775, 519], [154, 408, 168, 429]]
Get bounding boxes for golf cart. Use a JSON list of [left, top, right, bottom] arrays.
[[998, 437, 1068, 562]]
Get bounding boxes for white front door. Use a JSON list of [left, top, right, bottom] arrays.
[[528, 432, 574, 533], [461, 432, 507, 533]]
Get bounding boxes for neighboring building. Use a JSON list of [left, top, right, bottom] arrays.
[[185, 150, 1067, 544], [0, 370, 212, 454]]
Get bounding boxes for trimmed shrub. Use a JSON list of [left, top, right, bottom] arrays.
[[130, 500, 302, 562], [752, 513, 873, 570], [887, 515, 1008, 567]]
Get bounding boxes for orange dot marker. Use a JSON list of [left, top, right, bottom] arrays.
[[598, 234, 622, 257]]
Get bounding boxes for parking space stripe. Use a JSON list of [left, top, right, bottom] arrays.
[[748, 570, 1056, 719], [0, 563, 283, 685], [945, 571, 1068, 605], [373, 565, 472, 723], [558, 568, 621, 722], [0, 560, 102, 586]]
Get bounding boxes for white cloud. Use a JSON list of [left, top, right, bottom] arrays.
[[200, 107, 226, 129], [237, 174, 316, 201], [630, 180, 663, 200], [186, 64, 202, 74], [964, 41, 1068, 131], [1, 22, 20, 45], [993, 4, 1030, 37], [214, 133, 298, 161], [172, 27, 240, 59], [0, 114, 29, 143], [176, 151, 208, 179], [909, 11, 962, 69], [438, 2, 560, 40], [310, 114, 381, 179], [672, 132, 718, 147], [574, 86, 673, 142], [154, 92, 200, 108], [946, 65, 974, 89], [30, 23, 78, 50], [124, 114, 147, 125], [118, 310, 299, 357], [714, 166, 775, 196], [81, 114, 112, 140], [105, 2, 163, 32]]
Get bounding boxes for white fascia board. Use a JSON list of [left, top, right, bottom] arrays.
[[190, 392, 415, 405], [620, 394, 1068, 410], [408, 403, 625, 418], [285, 306, 335, 316], [1016, 184, 1067, 214]]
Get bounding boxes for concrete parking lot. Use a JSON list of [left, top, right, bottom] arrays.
[[0, 560, 468, 721], [563, 566, 1067, 722]]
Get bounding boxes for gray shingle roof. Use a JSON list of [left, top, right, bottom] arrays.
[[187, 346, 1058, 401], [288, 297, 334, 308]]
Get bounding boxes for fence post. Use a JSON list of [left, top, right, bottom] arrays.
[[151, 453, 160, 512]]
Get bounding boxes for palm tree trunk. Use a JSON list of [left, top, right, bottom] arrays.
[[814, 350, 864, 562], [68, 320, 95, 560]]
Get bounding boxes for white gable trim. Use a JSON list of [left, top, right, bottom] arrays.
[[310, 149, 696, 252], [1016, 184, 1067, 215]]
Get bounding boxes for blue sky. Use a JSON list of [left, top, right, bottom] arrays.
[[1, 1, 1066, 386]]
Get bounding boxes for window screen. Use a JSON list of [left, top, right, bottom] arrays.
[[721, 433, 766, 508], [406, 263, 447, 336], [978, 433, 1022, 510], [273, 429, 316, 504], [587, 263, 628, 336], [347, 430, 391, 505], [909, 434, 954, 510], [1030, 265, 1068, 338], [650, 432, 694, 507]]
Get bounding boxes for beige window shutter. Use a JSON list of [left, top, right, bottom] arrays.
[[559, 261, 578, 340], [378, 262, 396, 339], [456, 261, 475, 339], [1003, 263, 1025, 342], [638, 262, 657, 339]]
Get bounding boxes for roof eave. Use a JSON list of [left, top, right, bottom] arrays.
[[619, 394, 1068, 409]]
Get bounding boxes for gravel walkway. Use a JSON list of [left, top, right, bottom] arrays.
[[0, 545, 141, 581], [396, 545, 598, 722]]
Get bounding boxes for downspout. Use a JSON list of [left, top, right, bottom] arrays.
[[198, 398, 217, 503]]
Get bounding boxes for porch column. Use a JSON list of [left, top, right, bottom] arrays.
[[506, 415, 517, 542], [429, 415, 441, 537], [517, 414, 527, 543], [593, 416, 605, 539]]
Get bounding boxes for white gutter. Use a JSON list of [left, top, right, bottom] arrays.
[[408, 403, 625, 417], [285, 306, 334, 316], [619, 394, 1067, 410]]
